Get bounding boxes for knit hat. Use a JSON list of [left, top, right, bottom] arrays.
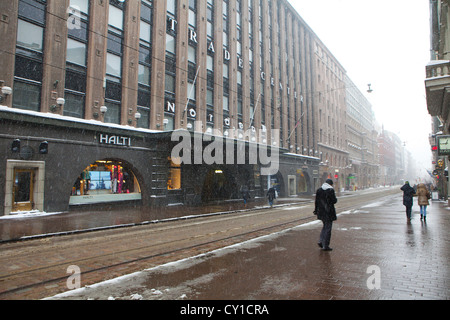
[[325, 179, 333, 185]]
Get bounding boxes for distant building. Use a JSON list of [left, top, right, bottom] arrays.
[[378, 129, 406, 185], [345, 76, 379, 189], [314, 42, 348, 191]]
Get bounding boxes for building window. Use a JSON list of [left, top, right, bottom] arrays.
[[165, 1, 177, 131], [187, 40, 197, 121], [166, 34, 176, 55], [13, 0, 46, 112], [167, 0, 177, 16], [65, 0, 89, 118], [167, 157, 181, 190], [189, 0, 196, 28], [207, 0, 214, 38], [70, 160, 142, 205], [137, 0, 153, 128], [104, 101, 121, 124], [66, 38, 86, 67], [16, 19, 44, 51], [106, 51, 122, 79], [64, 91, 85, 118], [164, 113, 174, 131], [104, 1, 125, 124], [165, 72, 176, 94], [12, 80, 41, 111], [108, 4, 124, 30]]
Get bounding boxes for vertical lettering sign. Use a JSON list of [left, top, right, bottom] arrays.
[[163, 15, 299, 115]]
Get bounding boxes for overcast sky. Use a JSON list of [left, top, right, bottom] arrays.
[[290, 0, 432, 172]]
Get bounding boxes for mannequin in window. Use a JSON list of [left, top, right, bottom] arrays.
[[118, 166, 123, 194], [111, 165, 118, 194]]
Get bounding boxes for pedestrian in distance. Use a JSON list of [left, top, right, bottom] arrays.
[[314, 179, 337, 251], [241, 185, 250, 208], [267, 187, 276, 208], [416, 183, 431, 221], [400, 181, 416, 221]]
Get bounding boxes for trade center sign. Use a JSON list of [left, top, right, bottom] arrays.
[[437, 135, 450, 156]]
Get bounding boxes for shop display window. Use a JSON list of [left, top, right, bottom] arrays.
[[70, 160, 141, 205], [167, 157, 181, 190]]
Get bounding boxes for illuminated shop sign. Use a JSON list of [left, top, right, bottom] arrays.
[[99, 134, 131, 146]]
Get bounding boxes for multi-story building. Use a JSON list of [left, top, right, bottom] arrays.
[[426, 0, 450, 198], [345, 76, 379, 190], [1, 0, 354, 216], [426, 0, 450, 130], [378, 129, 406, 185], [378, 128, 396, 186], [313, 40, 348, 191]]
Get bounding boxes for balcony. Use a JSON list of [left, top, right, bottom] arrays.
[[425, 60, 450, 119]]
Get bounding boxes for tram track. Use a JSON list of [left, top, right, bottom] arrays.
[[0, 188, 399, 299]]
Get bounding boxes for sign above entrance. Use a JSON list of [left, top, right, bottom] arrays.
[[99, 134, 131, 147]]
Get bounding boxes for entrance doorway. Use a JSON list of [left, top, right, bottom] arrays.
[[202, 167, 236, 201], [12, 169, 35, 212], [5, 160, 45, 215], [288, 175, 296, 196]]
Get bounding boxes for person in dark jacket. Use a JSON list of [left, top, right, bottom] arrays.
[[314, 179, 337, 251], [241, 185, 250, 207], [267, 187, 276, 207], [400, 181, 416, 220]]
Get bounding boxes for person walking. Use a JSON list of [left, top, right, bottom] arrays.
[[416, 183, 431, 221], [241, 185, 250, 208], [400, 181, 416, 221], [314, 179, 337, 251], [267, 187, 276, 208]]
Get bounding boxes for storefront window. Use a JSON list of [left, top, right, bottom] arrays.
[[167, 157, 181, 190], [70, 160, 141, 205]]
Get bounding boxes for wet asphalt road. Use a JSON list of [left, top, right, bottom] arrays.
[[48, 191, 450, 301]]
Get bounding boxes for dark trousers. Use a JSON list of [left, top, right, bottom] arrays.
[[319, 220, 333, 248], [405, 205, 412, 219]]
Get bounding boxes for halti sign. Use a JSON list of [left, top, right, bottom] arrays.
[[99, 134, 131, 146]]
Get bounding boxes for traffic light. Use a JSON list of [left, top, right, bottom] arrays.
[[11, 139, 20, 153], [334, 174, 338, 179], [39, 141, 48, 154]]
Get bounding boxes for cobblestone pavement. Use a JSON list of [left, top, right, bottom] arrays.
[[49, 192, 449, 301]]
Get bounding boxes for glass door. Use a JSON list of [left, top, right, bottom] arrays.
[[12, 169, 35, 212]]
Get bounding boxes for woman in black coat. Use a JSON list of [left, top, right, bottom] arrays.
[[314, 179, 338, 251], [400, 181, 416, 220]]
